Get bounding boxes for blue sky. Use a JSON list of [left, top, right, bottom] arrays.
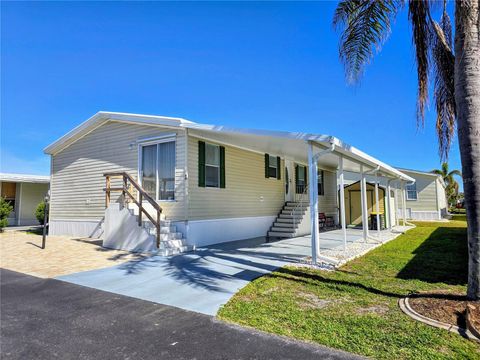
[[1, 1, 462, 186]]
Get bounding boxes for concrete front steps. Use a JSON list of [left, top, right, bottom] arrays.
[[103, 203, 191, 255], [268, 201, 309, 238], [142, 220, 192, 256]]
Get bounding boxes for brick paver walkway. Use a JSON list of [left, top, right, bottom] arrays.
[[0, 230, 141, 278]]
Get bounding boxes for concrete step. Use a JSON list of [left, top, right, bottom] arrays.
[[270, 226, 295, 233], [143, 224, 177, 234], [276, 217, 296, 223], [285, 201, 309, 207], [281, 208, 307, 216], [147, 230, 183, 240], [278, 213, 303, 219], [158, 245, 193, 256], [283, 205, 310, 211], [142, 220, 173, 228], [159, 239, 186, 249], [268, 231, 296, 238], [273, 222, 297, 228]]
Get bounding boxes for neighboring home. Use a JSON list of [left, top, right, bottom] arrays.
[[0, 173, 50, 226], [395, 168, 448, 221], [44, 111, 414, 254]]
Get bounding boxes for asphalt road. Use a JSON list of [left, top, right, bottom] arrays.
[[1, 269, 360, 360]]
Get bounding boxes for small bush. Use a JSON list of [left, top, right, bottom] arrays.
[[0, 197, 13, 231], [35, 201, 47, 225]]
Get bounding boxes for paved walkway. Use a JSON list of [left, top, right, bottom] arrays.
[[57, 230, 383, 315], [0, 231, 138, 278], [1, 269, 360, 360]]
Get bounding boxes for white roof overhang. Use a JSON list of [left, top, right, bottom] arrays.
[[186, 123, 414, 181], [44, 111, 414, 182], [0, 173, 50, 183]]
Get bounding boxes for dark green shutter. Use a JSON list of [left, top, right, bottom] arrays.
[[220, 146, 226, 188], [265, 154, 269, 178], [295, 165, 298, 189], [198, 141, 206, 187], [305, 166, 308, 186], [276, 156, 281, 180]]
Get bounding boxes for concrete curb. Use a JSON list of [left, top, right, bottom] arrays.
[[399, 296, 480, 342], [466, 304, 480, 340]]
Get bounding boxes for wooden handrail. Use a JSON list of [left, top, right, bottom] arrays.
[[103, 172, 162, 248]]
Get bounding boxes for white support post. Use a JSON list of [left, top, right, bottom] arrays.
[[394, 183, 399, 227], [339, 156, 347, 251], [360, 165, 369, 241], [308, 142, 319, 264], [374, 171, 381, 238], [401, 181, 407, 226], [386, 180, 392, 230]]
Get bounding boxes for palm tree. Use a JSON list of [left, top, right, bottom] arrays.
[[431, 162, 462, 206], [333, 0, 479, 300]]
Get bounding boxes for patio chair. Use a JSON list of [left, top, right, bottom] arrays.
[[325, 215, 335, 228], [319, 213, 327, 230]]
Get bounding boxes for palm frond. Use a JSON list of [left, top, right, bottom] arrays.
[[431, 169, 444, 176], [333, 0, 402, 83], [430, 5, 456, 160], [448, 169, 462, 177], [408, 0, 432, 126], [441, 162, 449, 176]]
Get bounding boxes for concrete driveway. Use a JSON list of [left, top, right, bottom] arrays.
[[56, 230, 377, 315], [58, 236, 313, 315], [1, 269, 360, 360]]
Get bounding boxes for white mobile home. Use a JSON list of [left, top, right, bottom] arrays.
[[395, 168, 448, 220], [0, 173, 50, 226], [44, 112, 414, 255]]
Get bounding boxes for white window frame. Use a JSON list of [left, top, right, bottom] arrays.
[[138, 136, 176, 202], [205, 142, 221, 188], [406, 182, 418, 201]]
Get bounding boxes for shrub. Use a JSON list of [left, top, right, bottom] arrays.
[[0, 197, 13, 231], [35, 201, 47, 225]]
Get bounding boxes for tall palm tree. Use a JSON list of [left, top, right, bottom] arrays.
[[431, 162, 462, 206], [333, 0, 479, 299]]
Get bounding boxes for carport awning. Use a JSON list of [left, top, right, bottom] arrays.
[[185, 123, 413, 181]]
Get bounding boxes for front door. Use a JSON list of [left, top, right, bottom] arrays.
[[284, 159, 294, 202]]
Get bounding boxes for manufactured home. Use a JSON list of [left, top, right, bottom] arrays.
[[44, 112, 414, 255], [0, 173, 50, 226], [395, 168, 448, 220]]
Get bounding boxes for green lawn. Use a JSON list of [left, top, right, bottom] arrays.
[[218, 215, 479, 359]]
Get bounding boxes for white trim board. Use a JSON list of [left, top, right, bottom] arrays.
[[187, 216, 276, 247]]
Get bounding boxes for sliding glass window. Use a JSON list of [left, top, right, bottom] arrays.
[[141, 140, 176, 200]]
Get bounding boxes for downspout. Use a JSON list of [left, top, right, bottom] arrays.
[[184, 128, 192, 251]]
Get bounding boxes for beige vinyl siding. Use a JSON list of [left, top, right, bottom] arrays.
[[50, 121, 186, 221], [318, 170, 338, 216], [293, 167, 338, 216], [436, 178, 448, 210], [403, 173, 439, 211], [19, 183, 49, 224], [188, 136, 285, 220]]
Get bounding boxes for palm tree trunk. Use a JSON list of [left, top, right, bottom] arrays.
[[454, 1, 480, 300]]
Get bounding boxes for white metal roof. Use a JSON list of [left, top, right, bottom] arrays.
[[44, 111, 414, 182], [396, 167, 446, 187], [0, 173, 50, 183]]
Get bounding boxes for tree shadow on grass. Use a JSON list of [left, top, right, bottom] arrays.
[[270, 267, 404, 299], [396, 227, 468, 286]]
